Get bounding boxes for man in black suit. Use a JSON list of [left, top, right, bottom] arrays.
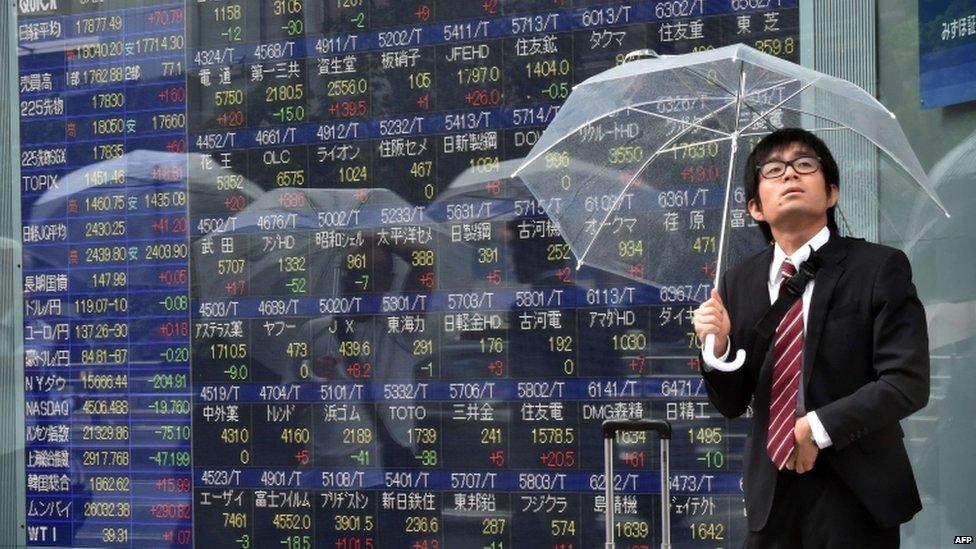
[[692, 128, 929, 547]]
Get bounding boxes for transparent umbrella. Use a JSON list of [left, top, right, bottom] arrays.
[[512, 43, 950, 371]]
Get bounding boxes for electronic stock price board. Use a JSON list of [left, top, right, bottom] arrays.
[[17, 0, 798, 546]]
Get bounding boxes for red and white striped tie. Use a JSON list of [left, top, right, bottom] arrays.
[[766, 259, 804, 470]]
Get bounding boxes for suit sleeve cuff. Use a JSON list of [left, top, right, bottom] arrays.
[[806, 411, 833, 449], [701, 336, 732, 372]]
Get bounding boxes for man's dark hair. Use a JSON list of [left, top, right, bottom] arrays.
[[743, 127, 840, 243]]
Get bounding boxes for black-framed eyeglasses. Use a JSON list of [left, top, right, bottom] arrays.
[[757, 155, 822, 179]]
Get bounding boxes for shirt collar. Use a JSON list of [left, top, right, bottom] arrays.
[[769, 226, 831, 285]]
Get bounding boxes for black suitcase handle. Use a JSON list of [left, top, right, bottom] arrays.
[[601, 418, 672, 548], [601, 418, 671, 440]]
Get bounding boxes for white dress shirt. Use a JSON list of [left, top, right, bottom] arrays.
[[709, 225, 833, 449]]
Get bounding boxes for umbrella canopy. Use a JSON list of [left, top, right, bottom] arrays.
[[513, 43, 949, 369]]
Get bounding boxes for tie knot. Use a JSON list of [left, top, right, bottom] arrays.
[[780, 259, 797, 279]]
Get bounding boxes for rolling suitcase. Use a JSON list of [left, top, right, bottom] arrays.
[[601, 418, 672, 549]]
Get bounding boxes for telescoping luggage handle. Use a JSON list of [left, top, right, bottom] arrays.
[[601, 419, 672, 549]]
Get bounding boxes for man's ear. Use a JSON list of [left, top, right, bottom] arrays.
[[827, 184, 839, 208], [748, 198, 765, 222]]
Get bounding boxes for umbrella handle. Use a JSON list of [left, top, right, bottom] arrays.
[[702, 333, 746, 372]]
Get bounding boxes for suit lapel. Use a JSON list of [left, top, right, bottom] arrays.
[[746, 247, 773, 325], [747, 247, 775, 410], [802, 236, 848, 387]]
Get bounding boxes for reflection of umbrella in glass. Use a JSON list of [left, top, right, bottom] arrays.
[[192, 185, 430, 302], [513, 44, 949, 370], [29, 150, 251, 221]]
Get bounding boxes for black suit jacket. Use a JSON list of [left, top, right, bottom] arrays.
[[701, 235, 929, 531]]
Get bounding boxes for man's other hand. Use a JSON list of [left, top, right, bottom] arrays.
[[791, 416, 819, 474], [693, 289, 731, 356]]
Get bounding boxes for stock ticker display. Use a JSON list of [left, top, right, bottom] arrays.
[[18, 0, 798, 546]]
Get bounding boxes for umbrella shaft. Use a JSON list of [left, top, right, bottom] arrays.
[[714, 135, 739, 288]]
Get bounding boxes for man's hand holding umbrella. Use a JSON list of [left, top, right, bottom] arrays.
[[693, 289, 730, 358]]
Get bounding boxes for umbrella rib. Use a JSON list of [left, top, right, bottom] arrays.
[[738, 77, 821, 134], [678, 64, 739, 97], [742, 78, 801, 100], [755, 104, 950, 216], [739, 125, 847, 138], [575, 98, 741, 266], [627, 107, 730, 137], [512, 97, 736, 177]]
